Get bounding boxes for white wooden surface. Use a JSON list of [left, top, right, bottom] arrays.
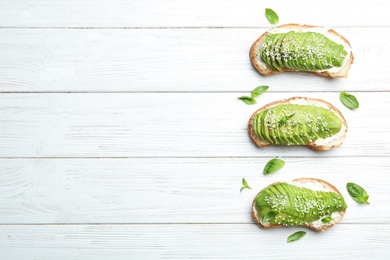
[[0, 0, 390, 259], [0, 28, 389, 93]]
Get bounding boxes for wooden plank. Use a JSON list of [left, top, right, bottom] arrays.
[[0, 92, 389, 158], [0, 0, 389, 27], [0, 224, 388, 259], [0, 158, 387, 224], [0, 28, 388, 92]]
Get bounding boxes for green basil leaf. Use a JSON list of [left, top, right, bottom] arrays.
[[240, 178, 252, 192], [263, 210, 278, 223], [287, 231, 306, 243], [263, 158, 285, 175], [340, 92, 359, 110], [251, 85, 269, 98], [265, 8, 279, 24], [321, 216, 333, 224], [238, 96, 257, 105], [346, 182, 369, 204], [279, 112, 296, 126]]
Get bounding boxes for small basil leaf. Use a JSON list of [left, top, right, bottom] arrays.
[[321, 216, 333, 224], [240, 178, 252, 192], [251, 85, 269, 98], [242, 178, 251, 188], [287, 231, 306, 243], [340, 92, 359, 110], [263, 158, 285, 175], [279, 112, 296, 126], [238, 96, 257, 105], [263, 210, 277, 223], [346, 182, 369, 204], [265, 8, 279, 24]]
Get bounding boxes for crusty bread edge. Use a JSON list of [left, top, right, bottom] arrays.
[[251, 178, 346, 232], [248, 97, 348, 151], [249, 23, 354, 78]]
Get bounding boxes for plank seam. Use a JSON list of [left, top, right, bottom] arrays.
[[0, 155, 389, 159], [0, 26, 389, 29], [0, 91, 388, 94], [0, 223, 385, 226]]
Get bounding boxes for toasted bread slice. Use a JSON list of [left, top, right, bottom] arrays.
[[248, 97, 347, 151], [250, 24, 354, 78], [252, 178, 347, 232]]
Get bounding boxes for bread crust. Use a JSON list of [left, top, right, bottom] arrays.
[[248, 97, 348, 151], [252, 178, 346, 232], [250, 24, 354, 78]]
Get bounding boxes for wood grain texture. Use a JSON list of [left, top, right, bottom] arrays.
[[0, 158, 387, 224], [0, 92, 389, 157], [0, 0, 389, 27], [0, 0, 389, 258], [0, 28, 389, 92], [0, 224, 388, 259]]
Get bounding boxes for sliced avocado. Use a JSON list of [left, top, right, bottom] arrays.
[[279, 31, 295, 68], [283, 183, 304, 221], [273, 106, 286, 145], [286, 118, 300, 145], [326, 116, 342, 136], [296, 32, 313, 71], [323, 39, 335, 67], [306, 189, 320, 222], [268, 34, 282, 71], [289, 32, 307, 70], [279, 124, 291, 145], [261, 109, 273, 144], [274, 33, 287, 70], [332, 44, 346, 67], [261, 34, 274, 70], [297, 121, 310, 144], [290, 108, 302, 145], [309, 106, 342, 139], [315, 48, 325, 71], [330, 44, 342, 67], [263, 31, 348, 71], [253, 113, 265, 141], [287, 105, 305, 145], [269, 34, 283, 71], [305, 33, 320, 71], [260, 109, 272, 143], [284, 33, 298, 70], [302, 32, 317, 71], [254, 182, 348, 226], [274, 106, 294, 145], [337, 49, 348, 67], [254, 194, 271, 218], [304, 106, 322, 141], [312, 33, 327, 70], [294, 32, 311, 71], [254, 104, 343, 146], [267, 109, 279, 145], [273, 105, 291, 145], [277, 111, 291, 146], [299, 115, 313, 144], [288, 33, 303, 70], [261, 35, 275, 70], [292, 121, 305, 145], [282, 32, 296, 70]]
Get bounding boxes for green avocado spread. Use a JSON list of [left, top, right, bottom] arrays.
[[260, 31, 348, 71], [253, 104, 342, 145], [254, 182, 347, 226]]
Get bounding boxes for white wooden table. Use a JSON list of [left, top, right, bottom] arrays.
[[1, 0, 390, 259]]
